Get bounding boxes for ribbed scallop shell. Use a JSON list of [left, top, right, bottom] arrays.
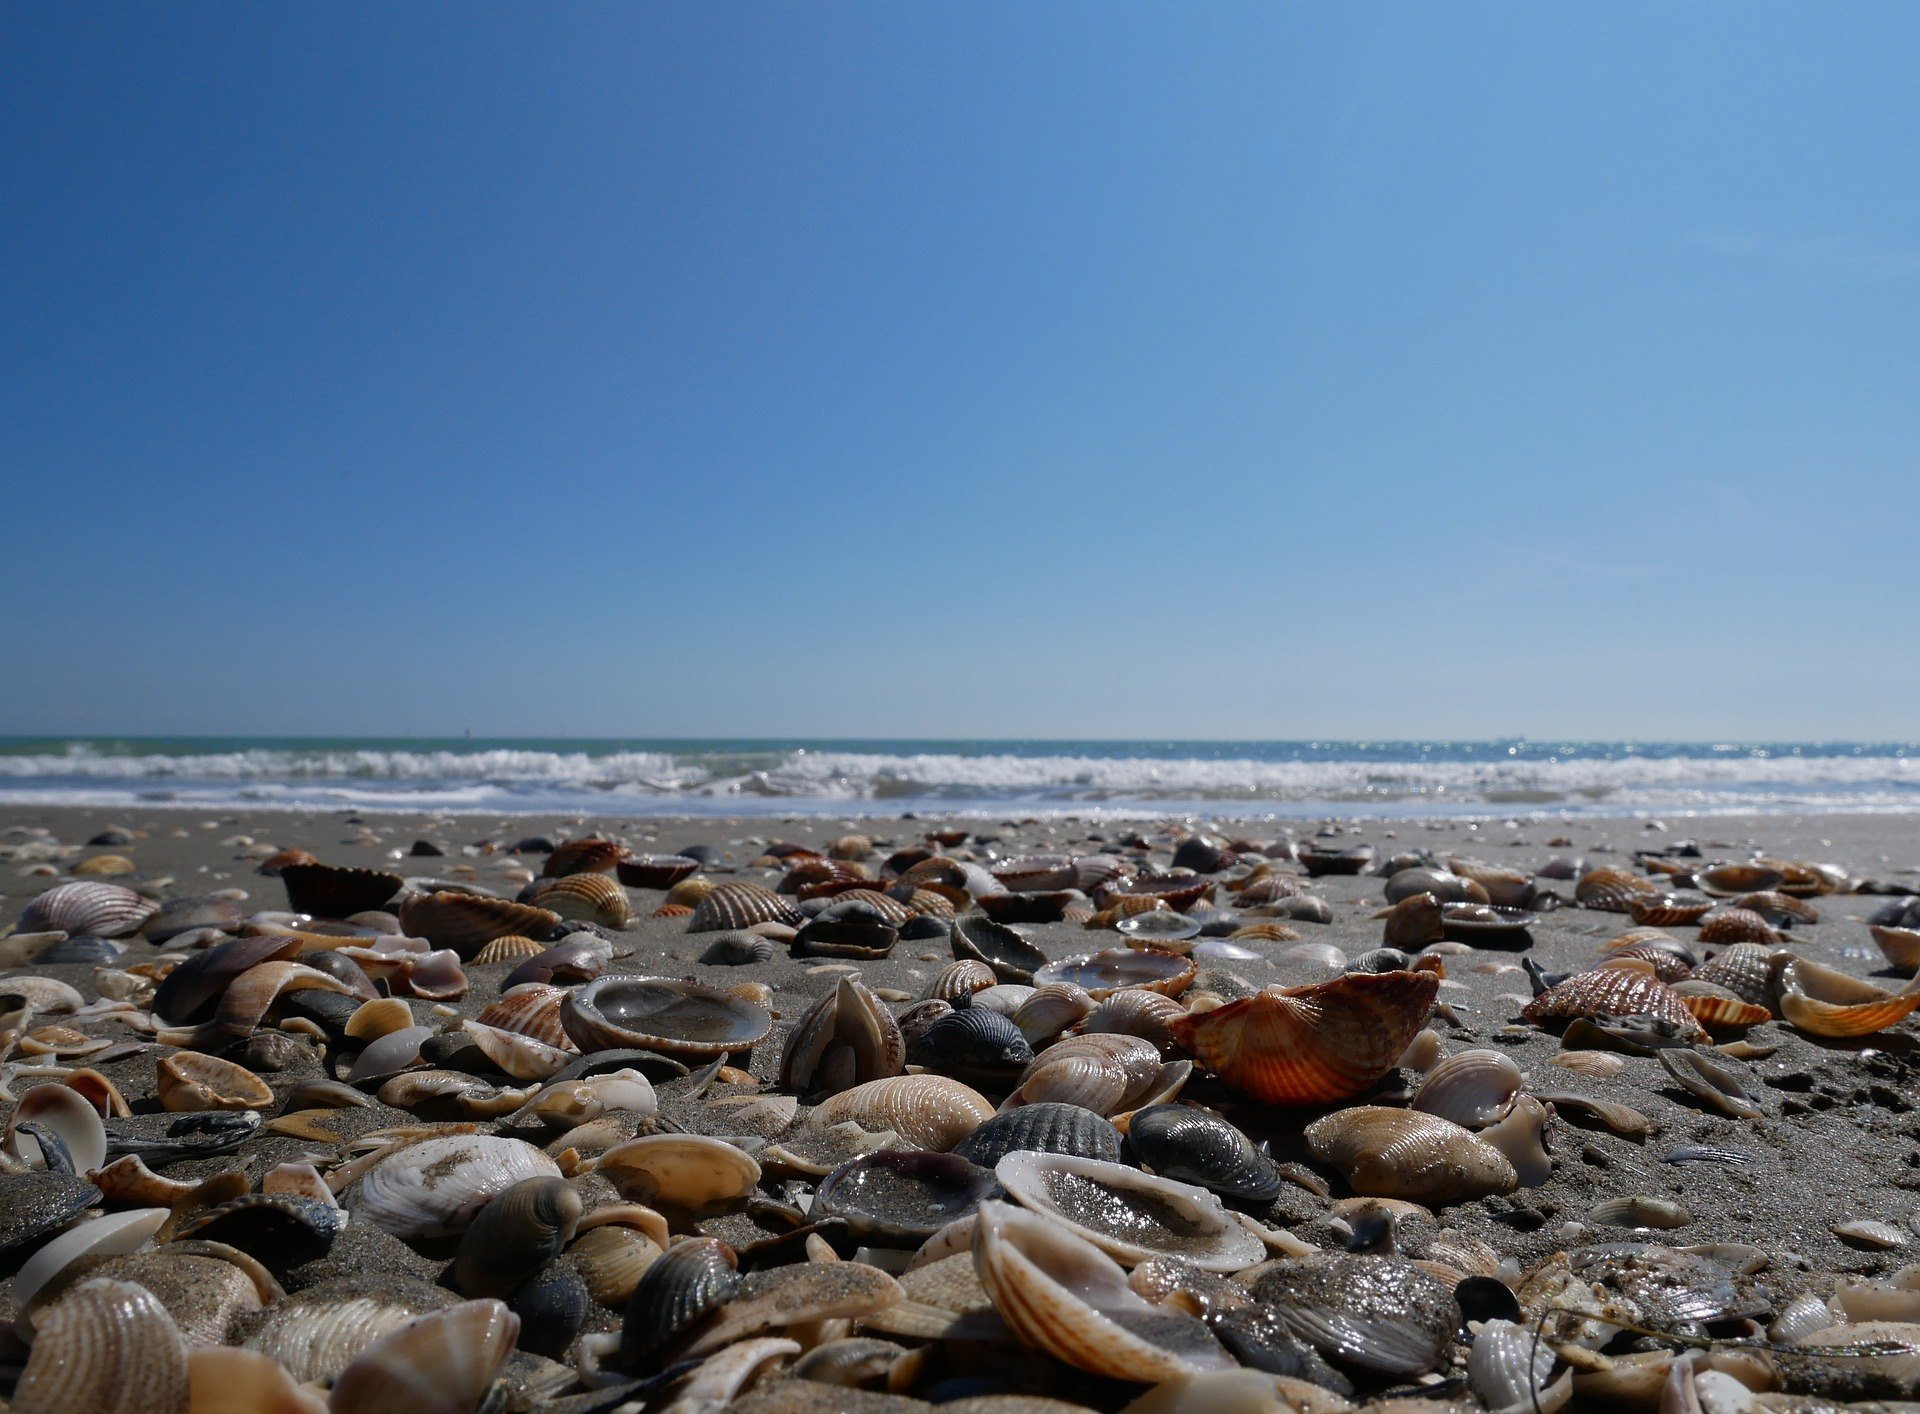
[[616, 854, 700, 889], [472, 934, 547, 964], [279, 864, 405, 919], [896, 855, 967, 889], [782, 858, 866, 893], [1521, 968, 1704, 1038], [541, 838, 625, 877], [687, 882, 803, 933], [1734, 889, 1819, 926], [664, 877, 715, 907], [1600, 941, 1695, 983], [1469, 1318, 1570, 1414], [13, 1277, 188, 1414], [905, 888, 957, 922], [476, 982, 573, 1049], [1669, 980, 1772, 1030], [1165, 971, 1440, 1105], [1305, 1106, 1518, 1204], [1697, 862, 1784, 898], [1105, 871, 1212, 912], [244, 1286, 455, 1383], [1627, 896, 1715, 926], [1776, 959, 1920, 1038], [991, 855, 1078, 892], [951, 1103, 1124, 1169], [809, 1075, 994, 1151], [352, 1135, 561, 1241], [1691, 944, 1784, 1007], [1409, 1049, 1523, 1128], [924, 959, 996, 1004], [1574, 868, 1660, 912], [1227, 922, 1302, 943], [397, 892, 561, 959], [1010, 983, 1096, 1047], [653, 903, 694, 918], [825, 888, 914, 926], [1005, 1054, 1130, 1113], [527, 873, 630, 928], [1078, 988, 1185, 1055], [20, 881, 157, 939], [1697, 908, 1782, 946], [1234, 876, 1304, 906], [328, 1299, 518, 1414]]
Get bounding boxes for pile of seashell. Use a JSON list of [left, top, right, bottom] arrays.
[[4, 816, 1920, 1412]]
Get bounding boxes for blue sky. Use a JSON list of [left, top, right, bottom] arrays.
[[5, 4, 1919, 740]]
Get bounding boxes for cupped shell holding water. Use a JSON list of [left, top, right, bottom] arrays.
[[814, 1149, 1001, 1245], [1305, 1105, 1518, 1205], [561, 974, 771, 1057], [995, 1150, 1266, 1271], [156, 1052, 274, 1112], [1166, 970, 1439, 1105], [21, 881, 158, 938], [351, 1134, 561, 1241], [1032, 948, 1196, 1000]]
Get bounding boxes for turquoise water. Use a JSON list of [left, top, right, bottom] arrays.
[[0, 738, 1915, 817]]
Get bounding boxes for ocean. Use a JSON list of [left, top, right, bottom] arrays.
[[1, 738, 1917, 819]]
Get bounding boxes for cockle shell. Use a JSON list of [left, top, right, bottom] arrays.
[[328, 1299, 518, 1414], [1078, 987, 1185, 1055], [243, 1282, 457, 1384], [1249, 1252, 1458, 1377], [11, 1208, 169, 1332], [542, 837, 625, 877], [526, 872, 631, 928], [1304, 1106, 1518, 1204], [397, 892, 561, 959], [1012, 983, 1097, 1046], [951, 1102, 1126, 1169], [688, 881, 803, 933], [1697, 862, 1785, 897], [1693, 944, 1785, 1008], [526, 1069, 658, 1131], [1670, 980, 1772, 1030], [1776, 958, 1920, 1038], [924, 958, 997, 1004], [5, 1081, 108, 1173], [992, 855, 1078, 892], [1628, 896, 1715, 927], [1165, 970, 1439, 1105], [1410, 1049, 1524, 1128], [995, 1151, 1265, 1272], [779, 977, 906, 1094], [971, 1200, 1235, 1382], [12, 1278, 189, 1414], [1469, 1318, 1572, 1414], [352, 1135, 561, 1241], [451, 1176, 583, 1298], [1124, 1104, 1282, 1202], [20, 881, 158, 938], [1697, 908, 1782, 946], [1011, 1033, 1168, 1112], [1521, 968, 1705, 1039], [809, 1075, 995, 1151], [1033, 949, 1196, 1001], [457, 1020, 573, 1081], [1574, 868, 1660, 912], [951, 915, 1049, 983], [616, 853, 700, 889]]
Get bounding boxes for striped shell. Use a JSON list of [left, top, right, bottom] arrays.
[[1234, 875, 1304, 905], [1697, 908, 1782, 946], [20, 882, 157, 939], [951, 1103, 1125, 1169], [1078, 988, 1185, 1054], [527, 873, 631, 928], [1574, 868, 1660, 912], [13, 1277, 188, 1414], [809, 1075, 995, 1151], [1628, 896, 1714, 927], [541, 838, 625, 877], [397, 892, 561, 959], [825, 889, 915, 927], [1669, 981, 1772, 1030], [1733, 890, 1819, 926], [1776, 959, 1920, 1038], [1227, 922, 1301, 943], [353, 1135, 560, 1240], [829, 833, 873, 860], [664, 877, 716, 908], [687, 882, 803, 934], [244, 1286, 455, 1384], [653, 903, 694, 918], [782, 859, 867, 893], [472, 934, 548, 964], [1165, 971, 1440, 1105], [1693, 944, 1785, 1007], [1521, 968, 1704, 1039], [616, 854, 701, 889], [476, 982, 574, 1049], [1600, 942, 1694, 984], [897, 856, 969, 890], [906, 889, 958, 922], [1409, 1049, 1524, 1128]]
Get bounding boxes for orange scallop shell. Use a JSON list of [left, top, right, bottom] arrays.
[[1521, 968, 1704, 1039], [1164, 970, 1440, 1105], [652, 903, 694, 918], [527, 872, 631, 928], [1574, 868, 1660, 912], [1671, 982, 1771, 1031]]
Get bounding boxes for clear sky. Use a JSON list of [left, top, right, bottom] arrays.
[[5, 4, 1919, 741]]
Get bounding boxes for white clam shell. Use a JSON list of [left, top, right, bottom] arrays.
[[351, 1135, 559, 1241], [1469, 1318, 1570, 1414], [1409, 1049, 1523, 1128]]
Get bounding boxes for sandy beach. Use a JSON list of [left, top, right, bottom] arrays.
[[6, 802, 1920, 1409]]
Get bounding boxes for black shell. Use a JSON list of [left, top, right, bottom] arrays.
[[905, 1008, 1033, 1074], [950, 916, 1048, 984], [144, 896, 246, 943], [616, 854, 701, 890], [618, 1237, 740, 1371], [813, 1150, 1001, 1245], [977, 891, 1077, 924], [950, 1102, 1124, 1169], [1126, 1104, 1282, 1203], [1212, 1305, 1355, 1394], [793, 898, 898, 959], [152, 934, 299, 1025], [33, 936, 124, 965], [698, 932, 777, 966], [280, 863, 404, 918], [453, 1176, 584, 1298], [171, 1194, 345, 1274], [508, 1260, 591, 1359]]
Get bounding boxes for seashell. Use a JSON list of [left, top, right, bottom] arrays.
[[346, 1025, 431, 1083], [501, 931, 613, 989], [1447, 858, 1537, 909], [1776, 957, 1920, 1037], [1574, 867, 1660, 912], [1600, 940, 1696, 984], [1234, 874, 1306, 906], [1384, 867, 1477, 905], [688, 881, 804, 933], [1532, 1090, 1654, 1139], [616, 853, 701, 889], [815, 1150, 1000, 1245], [995, 1151, 1263, 1272], [328, 1298, 518, 1414], [1032, 948, 1196, 1000], [1872, 925, 1920, 972], [1410, 1049, 1524, 1128], [1248, 1252, 1458, 1378], [951, 915, 1049, 983], [1380, 893, 1444, 948], [1629, 896, 1715, 927], [345, 995, 416, 1041], [992, 854, 1079, 892], [969, 982, 1035, 1017], [352, 1135, 561, 1241], [12, 1207, 170, 1333], [279, 864, 404, 919], [1697, 862, 1785, 897], [925, 958, 998, 1004], [951, 1102, 1125, 1169], [1469, 1318, 1571, 1414], [1733, 889, 1819, 926], [779, 977, 906, 1094], [700, 930, 777, 965], [1692, 943, 1785, 1008], [1397, 1028, 1446, 1073], [592, 1134, 761, 1212], [5, 1081, 108, 1174], [1670, 980, 1771, 1030], [893, 998, 953, 1050], [1298, 843, 1374, 878], [143, 894, 246, 942], [1079, 988, 1184, 1055], [258, 847, 319, 876], [783, 856, 865, 893], [0, 973, 86, 1014], [819, 887, 914, 926], [1834, 1218, 1910, 1249], [810, 1075, 995, 1151], [1166, 971, 1439, 1106], [1115, 909, 1204, 947], [526, 1068, 658, 1131], [978, 889, 1078, 924], [1440, 902, 1533, 948], [186, 1347, 327, 1414], [13, 1277, 189, 1414], [1658, 1047, 1762, 1118], [1304, 1106, 1517, 1204], [971, 1200, 1233, 1381], [561, 974, 772, 1056], [1125, 1103, 1281, 1201], [793, 895, 899, 959], [1003, 1053, 1130, 1113], [652, 902, 693, 917], [904, 888, 958, 922], [157, 1052, 274, 1112], [451, 1176, 583, 1298], [1588, 1195, 1691, 1228], [474, 981, 572, 1049], [539, 836, 625, 877], [243, 1282, 457, 1384], [1478, 1093, 1552, 1187], [665, 874, 717, 907], [170, 1194, 346, 1274], [150, 934, 304, 1025], [907, 1007, 1035, 1076], [617, 1235, 740, 1370], [1227, 921, 1302, 943], [568, 1222, 663, 1307], [1522, 967, 1705, 1039], [20, 880, 158, 938], [1697, 907, 1782, 946], [397, 892, 560, 960], [526, 871, 631, 928], [456, 1020, 574, 1080]]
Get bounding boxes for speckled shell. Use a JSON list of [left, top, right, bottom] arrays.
[[13, 1277, 188, 1414], [1574, 868, 1660, 912], [1305, 1106, 1518, 1205], [20, 882, 158, 939], [352, 1135, 561, 1240], [279, 864, 405, 919], [687, 882, 803, 933], [541, 838, 626, 877], [397, 892, 561, 960], [527, 872, 630, 928], [1697, 908, 1782, 946], [475, 982, 574, 1049], [1165, 971, 1440, 1105], [809, 1075, 995, 1151], [1521, 968, 1705, 1039]]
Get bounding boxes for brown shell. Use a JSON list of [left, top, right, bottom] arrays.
[[1693, 944, 1785, 1008], [906, 889, 957, 922], [472, 935, 548, 964], [615, 854, 701, 890], [1732, 890, 1819, 926], [1670, 981, 1772, 1031], [653, 903, 694, 918], [527, 873, 631, 928], [157, 1051, 274, 1111], [781, 859, 867, 893], [665, 877, 717, 908], [1697, 908, 1782, 946], [1084, 896, 1171, 929], [896, 856, 969, 890], [1228, 922, 1302, 943], [1627, 897, 1714, 927], [828, 833, 874, 860], [1574, 868, 1660, 912], [1164, 970, 1440, 1105], [1696, 862, 1785, 898], [257, 848, 319, 877], [1600, 942, 1694, 984], [279, 864, 405, 919], [20, 881, 159, 938], [542, 838, 626, 877], [809, 1075, 995, 1151], [1521, 968, 1704, 1039], [1233, 875, 1304, 905], [397, 892, 561, 959], [1776, 959, 1920, 1038], [687, 882, 804, 933], [1101, 872, 1212, 912], [476, 982, 575, 1049], [817, 889, 914, 927]]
